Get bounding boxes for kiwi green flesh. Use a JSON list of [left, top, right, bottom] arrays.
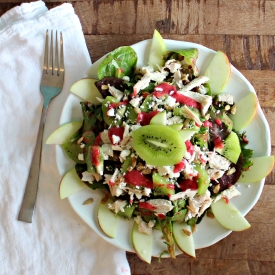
[[102, 96, 118, 125], [152, 172, 175, 196], [216, 132, 241, 164], [132, 125, 186, 166], [61, 142, 85, 164]]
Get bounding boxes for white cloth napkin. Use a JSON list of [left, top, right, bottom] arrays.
[[0, 2, 131, 274]]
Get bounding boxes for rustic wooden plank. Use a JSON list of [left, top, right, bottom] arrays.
[[84, 34, 275, 70], [72, 0, 275, 36], [127, 185, 275, 274]]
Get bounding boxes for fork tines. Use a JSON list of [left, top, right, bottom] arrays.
[[43, 30, 64, 77]]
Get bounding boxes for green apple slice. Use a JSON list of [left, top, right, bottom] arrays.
[[169, 123, 183, 130], [70, 78, 103, 104], [148, 29, 167, 70], [211, 199, 251, 231], [98, 198, 121, 238], [132, 221, 153, 264], [173, 222, 196, 258], [240, 156, 274, 183], [46, 121, 82, 144], [178, 129, 196, 141], [204, 51, 231, 95], [150, 110, 167, 125], [59, 167, 87, 199], [230, 92, 258, 131]]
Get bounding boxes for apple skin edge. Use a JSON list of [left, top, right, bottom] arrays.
[[211, 199, 251, 231], [239, 156, 274, 183], [59, 167, 87, 199]]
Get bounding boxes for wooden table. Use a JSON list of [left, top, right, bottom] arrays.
[[1, 1, 274, 274]]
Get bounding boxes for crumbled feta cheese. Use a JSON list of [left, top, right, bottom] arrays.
[[112, 135, 121, 145], [81, 171, 95, 184], [102, 143, 114, 157], [217, 93, 234, 105], [119, 149, 131, 162], [106, 108, 115, 117], [108, 200, 127, 214], [78, 153, 84, 161]]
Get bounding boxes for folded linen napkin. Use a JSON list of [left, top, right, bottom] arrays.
[[0, 2, 130, 274]]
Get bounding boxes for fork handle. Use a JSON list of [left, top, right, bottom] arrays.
[[18, 106, 48, 223]]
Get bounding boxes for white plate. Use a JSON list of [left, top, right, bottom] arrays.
[[56, 39, 271, 257]]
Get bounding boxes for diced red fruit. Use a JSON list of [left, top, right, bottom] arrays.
[[173, 159, 186, 173], [153, 83, 201, 109], [213, 136, 224, 149], [137, 111, 159, 126], [203, 120, 212, 128], [185, 140, 194, 155], [94, 135, 102, 146], [90, 146, 101, 166], [172, 92, 201, 109], [124, 170, 154, 189], [215, 118, 222, 126], [222, 196, 229, 204], [152, 83, 177, 98], [157, 213, 166, 220], [139, 201, 156, 211], [179, 178, 198, 191], [108, 127, 124, 144]]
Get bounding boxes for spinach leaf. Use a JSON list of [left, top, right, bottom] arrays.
[[98, 46, 138, 79]]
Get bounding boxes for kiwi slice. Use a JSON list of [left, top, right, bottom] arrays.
[[152, 172, 175, 196], [132, 125, 186, 166], [216, 132, 241, 164]]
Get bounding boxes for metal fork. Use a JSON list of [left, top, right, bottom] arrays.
[[18, 30, 65, 223]]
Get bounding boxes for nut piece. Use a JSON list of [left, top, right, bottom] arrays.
[[83, 198, 94, 205], [182, 228, 191, 236], [213, 184, 220, 194]]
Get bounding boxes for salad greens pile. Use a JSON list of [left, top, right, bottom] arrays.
[[62, 45, 253, 258]]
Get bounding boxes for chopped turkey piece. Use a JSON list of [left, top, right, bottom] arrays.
[[134, 215, 156, 235], [180, 76, 209, 93], [146, 199, 174, 214], [183, 91, 212, 115], [81, 171, 95, 184], [185, 190, 212, 221], [108, 84, 124, 101], [169, 189, 197, 201], [208, 152, 231, 170], [182, 105, 202, 126], [213, 185, 241, 202]]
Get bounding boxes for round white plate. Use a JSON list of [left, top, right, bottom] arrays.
[[56, 39, 271, 257]]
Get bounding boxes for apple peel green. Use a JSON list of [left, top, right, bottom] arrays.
[[59, 167, 87, 199], [211, 199, 251, 231], [98, 198, 121, 238], [148, 29, 167, 70], [173, 222, 196, 258], [132, 221, 153, 264], [70, 78, 103, 104], [204, 51, 231, 95], [240, 156, 274, 183], [230, 92, 258, 131], [46, 121, 82, 145]]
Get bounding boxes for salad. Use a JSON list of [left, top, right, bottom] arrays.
[[50, 33, 273, 262]]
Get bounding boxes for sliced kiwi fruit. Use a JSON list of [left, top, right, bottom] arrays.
[[132, 125, 186, 166], [216, 131, 241, 164], [152, 172, 175, 196], [61, 142, 85, 164], [101, 96, 118, 125]]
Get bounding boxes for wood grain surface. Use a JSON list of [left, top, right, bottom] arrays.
[[1, 1, 274, 274]]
